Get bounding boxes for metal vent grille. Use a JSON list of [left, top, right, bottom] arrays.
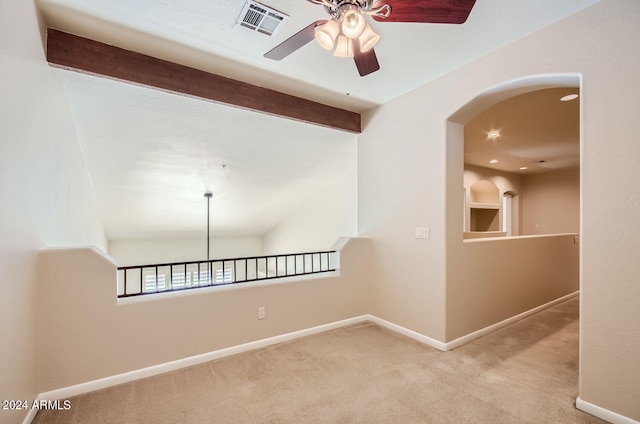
[[237, 1, 288, 36]]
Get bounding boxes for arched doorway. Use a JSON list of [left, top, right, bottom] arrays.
[[444, 74, 581, 343]]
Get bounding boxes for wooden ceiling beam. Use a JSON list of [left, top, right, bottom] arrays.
[[45, 28, 361, 133]]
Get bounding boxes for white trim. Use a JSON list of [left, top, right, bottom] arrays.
[[24, 294, 582, 424], [366, 315, 448, 351], [21, 408, 38, 424], [117, 271, 341, 305], [445, 291, 579, 351], [463, 232, 578, 243], [31, 316, 369, 406], [576, 397, 640, 424], [40, 245, 117, 266]]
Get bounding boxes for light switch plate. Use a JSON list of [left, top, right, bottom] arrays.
[[415, 227, 430, 239]]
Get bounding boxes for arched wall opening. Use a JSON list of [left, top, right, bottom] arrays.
[[444, 74, 581, 342]]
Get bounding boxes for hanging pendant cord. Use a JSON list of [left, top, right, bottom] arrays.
[[204, 192, 212, 261]]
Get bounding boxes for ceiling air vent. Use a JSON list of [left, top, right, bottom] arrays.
[[237, 1, 289, 36]]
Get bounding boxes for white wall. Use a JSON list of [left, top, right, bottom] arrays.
[[361, 0, 639, 420], [108, 236, 264, 266], [263, 143, 358, 255], [0, 1, 107, 422], [521, 168, 580, 235]]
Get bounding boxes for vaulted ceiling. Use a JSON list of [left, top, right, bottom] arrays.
[[36, 0, 598, 240]]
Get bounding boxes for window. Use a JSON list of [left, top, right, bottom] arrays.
[[171, 272, 187, 289], [144, 274, 166, 292], [140, 266, 234, 293], [193, 269, 212, 286], [215, 268, 233, 283]]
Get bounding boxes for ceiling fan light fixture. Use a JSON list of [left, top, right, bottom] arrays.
[[333, 35, 354, 58], [314, 19, 340, 50], [265, 0, 478, 77], [358, 23, 380, 52], [340, 5, 366, 39]]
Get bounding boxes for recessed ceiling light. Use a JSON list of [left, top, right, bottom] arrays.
[[561, 94, 579, 102], [487, 130, 501, 139], [489, 159, 499, 164], [519, 166, 528, 170]]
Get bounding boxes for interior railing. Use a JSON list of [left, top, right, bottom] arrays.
[[117, 250, 337, 298]]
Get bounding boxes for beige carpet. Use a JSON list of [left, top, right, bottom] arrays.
[[33, 297, 605, 423]]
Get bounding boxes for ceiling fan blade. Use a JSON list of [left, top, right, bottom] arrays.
[[264, 20, 328, 60], [372, 0, 476, 24], [353, 44, 380, 77]]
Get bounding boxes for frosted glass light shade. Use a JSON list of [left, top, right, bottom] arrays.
[[358, 23, 380, 52], [333, 35, 353, 58], [340, 7, 365, 39], [314, 20, 340, 50]]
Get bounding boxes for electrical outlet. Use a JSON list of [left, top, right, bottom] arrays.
[[258, 306, 266, 320]]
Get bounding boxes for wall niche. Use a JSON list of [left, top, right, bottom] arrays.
[[469, 180, 501, 232], [470, 180, 500, 204]]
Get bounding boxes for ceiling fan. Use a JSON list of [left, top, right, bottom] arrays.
[[264, 0, 477, 77]]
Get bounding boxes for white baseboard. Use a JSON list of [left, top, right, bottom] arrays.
[[30, 316, 369, 413], [24, 314, 444, 424], [444, 291, 579, 351], [577, 397, 640, 424], [25, 293, 581, 424], [365, 314, 448, 351], [365, 291, 578, 352], [21, 408, 38, 424]]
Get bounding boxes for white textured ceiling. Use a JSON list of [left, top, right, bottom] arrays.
[[62, 71, 356, 240], [37, 0, 598, 241], [39, 0, 600, 110]]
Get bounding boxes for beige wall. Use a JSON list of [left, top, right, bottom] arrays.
[[108, 236, 264, 267], [3, 1, 639, 423], [358, 107, 448, 341], [464, 165, 524, 234], [0, 1, 107, 422], [463, 166, 580, 236], [447, 235, 579, 340], [576, 2, 640, 419], [37, 239, 371, 392], [361, 0, 639, 420], [522, 168, 580, 235]]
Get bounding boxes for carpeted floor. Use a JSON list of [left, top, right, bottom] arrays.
[[33, 297, 606, 423]]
